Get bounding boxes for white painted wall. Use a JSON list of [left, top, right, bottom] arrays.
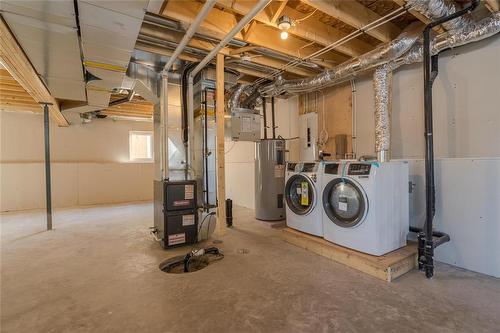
[[225, 96, 299, 209], [0, 110, 154, 211]]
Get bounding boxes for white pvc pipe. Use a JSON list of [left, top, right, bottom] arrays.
[[163, 0, 217, 73], [186, 0, 271, 175], [190, 0, 271, 78], [161, 74, 169, 180]]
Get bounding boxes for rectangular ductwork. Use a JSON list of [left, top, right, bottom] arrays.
[[1, 0, 152, 124]]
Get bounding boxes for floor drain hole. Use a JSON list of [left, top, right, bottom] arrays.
[[159, 248, 224, 274], [237, 248, 250, 255]]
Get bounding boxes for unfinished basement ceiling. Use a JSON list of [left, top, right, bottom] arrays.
[[1, 0, 497, 121]]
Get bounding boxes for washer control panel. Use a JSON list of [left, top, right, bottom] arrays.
[[324, 163, 340, 175], [348, 163, 372, 176]]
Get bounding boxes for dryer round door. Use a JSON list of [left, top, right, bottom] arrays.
[[285, 174, 315, 215], [322, 178, 367, 227]]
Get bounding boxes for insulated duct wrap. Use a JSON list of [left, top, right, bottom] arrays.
[[373, 64, 393, 161], [434, 11, 500, 51], [406, 0, 474, 32], [259, 24, 422, 96], [397, 12, 500, 66]]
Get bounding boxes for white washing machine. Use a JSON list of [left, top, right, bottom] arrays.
[[285, 161, 323, 236], [321, 161, 409, 256]]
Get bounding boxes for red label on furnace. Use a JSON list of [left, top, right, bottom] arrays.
[[173, 200, 190, 207]]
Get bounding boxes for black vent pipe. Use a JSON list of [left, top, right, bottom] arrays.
[[271, 96, 276, 139], [262, 97, 268, 139], [420, 0, 479, 279]]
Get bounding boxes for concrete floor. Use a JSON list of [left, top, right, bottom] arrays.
[[1, 203, 499, 333]]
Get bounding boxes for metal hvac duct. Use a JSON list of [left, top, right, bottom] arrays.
[[397, 11, 500, 66], [406, 0, 475, 32], [259, 23, 422, 97], [253, 9, 500, 163]]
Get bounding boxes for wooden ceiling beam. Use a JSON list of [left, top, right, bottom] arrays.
[[271, 0, 289, 23], [484, 0, 499, 12], [161, 1, 348, 66], [301, 0, 401, 43], [216, 0, 373, 58], [139, 23, 318, 77], [0, 17, 68, 126]]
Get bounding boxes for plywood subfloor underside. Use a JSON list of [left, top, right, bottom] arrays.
[[1, 203, 500, 332]]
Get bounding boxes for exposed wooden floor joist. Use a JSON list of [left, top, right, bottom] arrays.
[[0, 17, 69, 126]]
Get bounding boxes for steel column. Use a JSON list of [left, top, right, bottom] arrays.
[[43, 104, 52, 230]]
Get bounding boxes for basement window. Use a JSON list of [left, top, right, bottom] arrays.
[[129, 131, 153, 162]]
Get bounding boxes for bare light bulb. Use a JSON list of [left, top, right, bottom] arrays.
[[280, 30, 288, 40]]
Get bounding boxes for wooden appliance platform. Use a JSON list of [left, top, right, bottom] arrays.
[[282, 228, 417, 282]]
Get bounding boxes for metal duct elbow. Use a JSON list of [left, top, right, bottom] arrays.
[[228, 84, 245, 110], [406, 0, 475, 32], [373, 64, 394, 162]]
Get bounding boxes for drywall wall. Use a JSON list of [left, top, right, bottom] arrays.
[[0, 110, 154, 211], [0, 83, 188, 212], [299, 84, 353, 159], [355, 35, 500, 159], [225, 96, 299, 209], [352, 35, 500, 276]]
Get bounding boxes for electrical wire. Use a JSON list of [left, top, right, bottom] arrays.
[[198, 211, 216, 239], [294, 9, 318, 24], [225, 141, 237, 154], [249, 4, 413, 88]]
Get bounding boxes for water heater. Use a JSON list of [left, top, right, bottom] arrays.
[[255, 139, 286, 221]]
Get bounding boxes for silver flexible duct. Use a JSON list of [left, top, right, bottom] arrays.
[[242, 11, 499, 161], [373, 64, 394, 162], [396, 12, 500, 66], [259, 23, 422, 96], [406, 0, 474, 32]]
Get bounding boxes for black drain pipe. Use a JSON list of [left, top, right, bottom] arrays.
[[271, 96, 276, 139], [262, 97, 268, 139], [420, 0, 479, 279], [225, 199, 233, 227]]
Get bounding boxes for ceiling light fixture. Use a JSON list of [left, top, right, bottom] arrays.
[[277, 15, 292, 40]]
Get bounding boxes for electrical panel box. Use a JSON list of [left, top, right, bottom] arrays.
[[299, 112, 318, 161], [230, 108, 261, 142]]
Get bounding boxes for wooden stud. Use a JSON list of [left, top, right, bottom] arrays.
[[484, 0, 500, 12], [215, 53, 226, 236]]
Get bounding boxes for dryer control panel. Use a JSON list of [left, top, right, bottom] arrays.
[[348, 163, 372, 176]]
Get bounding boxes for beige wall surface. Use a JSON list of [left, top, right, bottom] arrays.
[[225, 96, 299, 210], [0, 110, 154, 212], [354, 35, 500, 159]]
